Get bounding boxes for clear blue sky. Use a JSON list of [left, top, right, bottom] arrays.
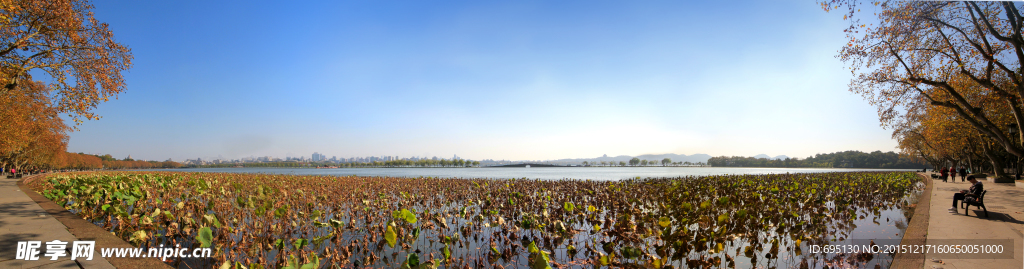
[[66, 0, 897, 161]]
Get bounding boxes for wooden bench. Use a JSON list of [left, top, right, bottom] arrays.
[[960, 190, 989, 218]]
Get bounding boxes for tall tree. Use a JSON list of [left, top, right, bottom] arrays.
[[0, 0, 132, 123], [0, 80, 68, 172], [822, 1, 1024, 159]]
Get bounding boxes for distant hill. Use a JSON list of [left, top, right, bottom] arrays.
[[752, 154, 790, 160]]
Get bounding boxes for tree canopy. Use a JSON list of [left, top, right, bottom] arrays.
[[0, 0, 132, 123], [822, 1, 1024, 159], [0, 0, 131, 172], [708, 150, 929, 169]]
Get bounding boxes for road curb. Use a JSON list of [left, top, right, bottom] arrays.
[[890, 173, 931, 269]]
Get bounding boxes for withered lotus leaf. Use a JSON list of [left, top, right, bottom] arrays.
[[30, 171, 919, 268]]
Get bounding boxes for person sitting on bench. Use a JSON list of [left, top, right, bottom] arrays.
[[949, 175, 983, 213]]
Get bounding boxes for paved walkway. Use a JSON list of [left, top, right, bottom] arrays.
[[922, 174, 1024, 269], [0, 173, 115, 268]]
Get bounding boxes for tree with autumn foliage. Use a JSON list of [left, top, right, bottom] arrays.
[[0, 0, 134, 173], [822, 1, 1024, 178], [55, 152, 102, 170], [0, 0, 132, 124], [822, 1, 1024, 159], [893, 71, 1016, 172], [0, 80, 69, 172], [893, 90, 1016, 177]]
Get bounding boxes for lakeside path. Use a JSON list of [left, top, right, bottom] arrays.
[[916, 172, 1024, 269], [1, 173, 172, 269], [0, 173, 114, 268]]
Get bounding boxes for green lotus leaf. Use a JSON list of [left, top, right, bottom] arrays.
[[527, 241, 539, 253], [396, 209, 417, 224], [682, 202, 693, 212], [311, 232, 333, 246], [442, 244, 451, 261], [329, 219, 344, 228], [292, 238, 308, 250], [599, 253, 610, 265], [385, 225, 397, 248], [490, 246, 501, 256], [203, 214, 222, 228], [658, 216, 671, 228], [197, 227, 213, 248], [139, 216, 153, 226], [406, 252, 420, 267], [129, 230, 148, 244], [530, 251, 552, 269]]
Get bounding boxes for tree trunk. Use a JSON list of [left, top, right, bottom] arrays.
[[966, 155, 974, 173], [983, 143, 1007, 178], [1015, 157, 1023, 180]]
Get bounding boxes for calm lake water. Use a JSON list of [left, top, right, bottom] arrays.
[[135, 166, 917, 181]]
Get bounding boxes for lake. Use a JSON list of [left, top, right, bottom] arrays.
[[135, 166, 918, 180], [94, 168, 923, 268]]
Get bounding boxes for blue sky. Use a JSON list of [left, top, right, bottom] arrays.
[[66, 0, 896, 161]]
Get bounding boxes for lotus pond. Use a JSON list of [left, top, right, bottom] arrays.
[[30, 171, 922, 269]]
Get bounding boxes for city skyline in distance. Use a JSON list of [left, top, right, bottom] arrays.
[[91, 150, 853, 166]]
